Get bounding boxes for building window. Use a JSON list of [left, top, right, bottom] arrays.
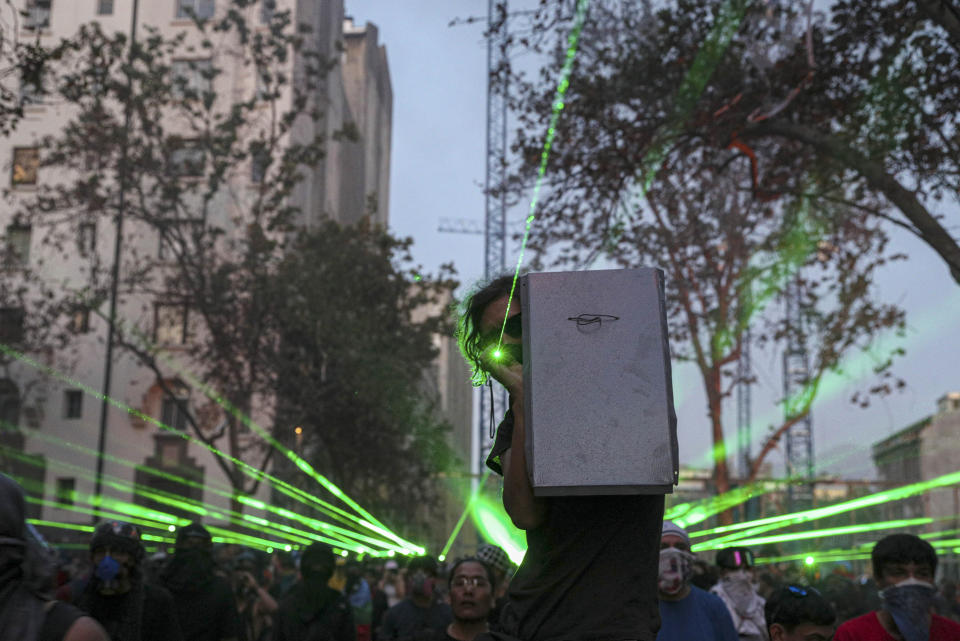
[[154, 303, 188, 345], [69, 308, 90, 334], [260, 0, 275, 23], [171, 59, 213, 101], [177, 0, 215, 20], [160, 395, 189, 431], [6, 225, 31, 266], [78, 222, 96, 256], [55, 478, 76, 506], [0, 308, 25, 345], [255, 67, 270, 101], [24, 0, 52, 30], [19, 72, 44, 106], [11, 147, 39, 186], [168, 142, 204, 177], [251, 151, 267, 184], [64, 390, 83, 419], [97, 0, 113, 15]]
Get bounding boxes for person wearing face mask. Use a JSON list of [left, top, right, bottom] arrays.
[[380, 556, 452, 641], [655, 521, 738, 641], [711, 547, 769, 641], [0, 473, 108, 641], [160, 522, 241, 641], [75, 520, 182, 641], [834, 533, 960, 641], [273, 542, 355, 641]]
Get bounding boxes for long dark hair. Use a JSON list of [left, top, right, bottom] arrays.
[[456, 275, 516, 386]]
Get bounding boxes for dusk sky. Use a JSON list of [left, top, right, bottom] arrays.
[[351, 1, 960, 479]]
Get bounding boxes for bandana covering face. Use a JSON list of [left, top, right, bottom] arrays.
[[721, 570, 757, 615], [658, 548, 694, 595], [880, 578, 937, 641]]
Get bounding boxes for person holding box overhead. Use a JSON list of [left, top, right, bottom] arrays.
[[457, 270, 678, 641]]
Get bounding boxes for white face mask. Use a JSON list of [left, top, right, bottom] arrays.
[[658, 547, 694, 595]]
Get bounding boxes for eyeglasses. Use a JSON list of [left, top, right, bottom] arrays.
[[451, 576, 490, 589]]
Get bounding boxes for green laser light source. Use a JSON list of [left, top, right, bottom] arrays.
[[804, 556, 815, 566]]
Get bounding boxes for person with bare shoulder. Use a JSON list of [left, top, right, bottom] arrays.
[[0, 473, 108, 641]]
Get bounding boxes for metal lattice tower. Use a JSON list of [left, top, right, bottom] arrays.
[[477, 0, 511, 478], [782, 275, 815, 512]]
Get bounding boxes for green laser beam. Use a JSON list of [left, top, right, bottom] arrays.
[[87, 305, 423, 553], [7, 422, 398, 550], [668, 480, 776, 528], [495, 0, 590, 354], [27, 519, 95, 534], [471, 492, 526, 565], [0, 343, 417, 552], [692, 516, 933, 551], [2, 440, 395, 554], [45, 289, 421, 552], [141, 340, 422, 553], [439, 468, 492, 561], [688, 465, 960, 540]]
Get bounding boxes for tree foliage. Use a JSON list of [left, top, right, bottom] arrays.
[[272, 222, 457, 535], [3, 1, 456, 519], [496, 0, 943, 498]]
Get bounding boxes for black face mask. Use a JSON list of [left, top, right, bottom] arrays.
[[161, 548, 214, 592]]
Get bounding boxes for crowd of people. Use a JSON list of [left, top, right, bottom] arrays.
[[4, 469, 960, 641], [4, 276, 960, 641]]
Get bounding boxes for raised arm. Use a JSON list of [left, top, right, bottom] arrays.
[[501, 394, 546, 531]]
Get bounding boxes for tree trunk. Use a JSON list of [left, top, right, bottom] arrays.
[[707, 368, 733, 525]]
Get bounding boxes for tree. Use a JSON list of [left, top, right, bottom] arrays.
[[271, 221, 457, 539], [5, 2, 455, 519], [498, 0, 913, 506]]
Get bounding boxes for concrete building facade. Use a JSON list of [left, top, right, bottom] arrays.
[[872, 392, 960, 578], [0, 0, 399, 548]]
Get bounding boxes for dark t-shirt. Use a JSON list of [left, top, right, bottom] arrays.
[[274, 582, 355, 641], [487, 408, 665, 641], [168, 575, 241, 641], [380, 600, 453, 641], [78, 582, 183, 641]]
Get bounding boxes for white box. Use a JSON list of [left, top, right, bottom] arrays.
[[520, 269, 678, 495]]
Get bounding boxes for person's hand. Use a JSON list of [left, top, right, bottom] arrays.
[[480, 346, 523, 398], [242, 571, 258, 589]]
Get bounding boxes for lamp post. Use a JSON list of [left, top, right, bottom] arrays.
[[92, 0, 140, 521]]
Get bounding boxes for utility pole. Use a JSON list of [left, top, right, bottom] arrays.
[[93, 0, 140, 520]]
